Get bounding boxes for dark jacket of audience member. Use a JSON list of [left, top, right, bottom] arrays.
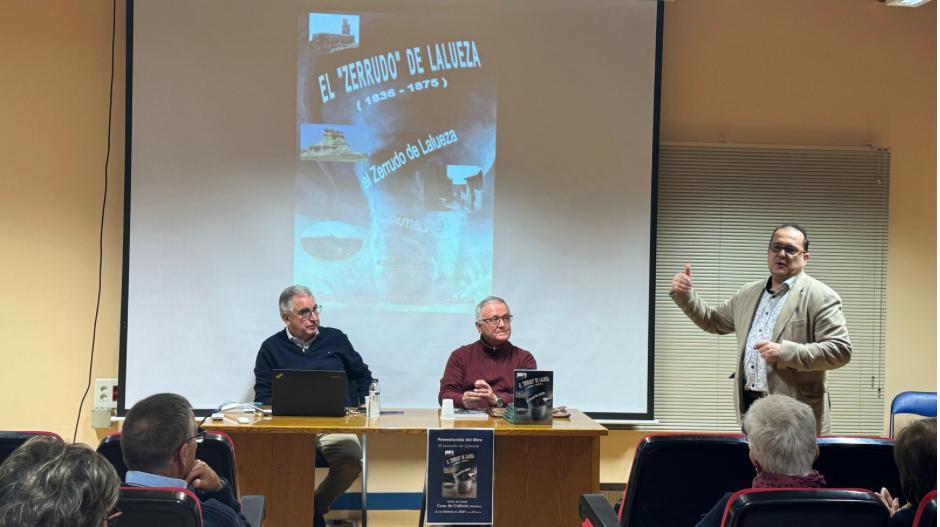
[[696, 394, 825, 527], [0, 435, 120, 527]]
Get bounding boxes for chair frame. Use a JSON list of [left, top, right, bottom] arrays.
[[0, 431, 65, 467], [97, 431, 240, 494], [194, 430, 240, 497], [97, 432, 127, 478], [816, 435, 900, 496], [117, 486, 203, 527], [720, 487, 888, 527], [889, 391, 938, 438], [579, 494, 621, 527], [913, 489, 938, 527], [580, 433, 903, 527], [98, 431, 264, 527], [618, 433, 752, 526]]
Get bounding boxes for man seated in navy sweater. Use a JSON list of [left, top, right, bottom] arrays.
[[122, 393, 251, 527], [253, 285, 373, 527]]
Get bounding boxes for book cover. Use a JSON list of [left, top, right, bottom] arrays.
[[453, 408, 490, 420], [505, 369, 553, 424]]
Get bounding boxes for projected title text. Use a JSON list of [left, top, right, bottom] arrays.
[[317, 40, 482, 104]]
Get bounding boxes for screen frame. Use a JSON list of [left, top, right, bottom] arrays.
[[117, 0, 664, 421]]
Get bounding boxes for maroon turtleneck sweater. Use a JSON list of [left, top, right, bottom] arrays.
[[438, 339, 537, 408]]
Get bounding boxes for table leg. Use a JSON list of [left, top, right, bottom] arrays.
[[360, 433, 368, 527]]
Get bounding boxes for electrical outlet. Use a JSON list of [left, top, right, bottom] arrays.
[[94, 378, 118, 409]]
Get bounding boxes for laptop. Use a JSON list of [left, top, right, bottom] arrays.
[[271, 369, 348, 417]]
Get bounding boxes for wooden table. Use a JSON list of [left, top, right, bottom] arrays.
[[205, 408, 607, 526]]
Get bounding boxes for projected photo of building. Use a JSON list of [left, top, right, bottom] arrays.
[[445, 165, 484, 213], [299, 124, 367, 162], [300, 220, 364, 261], [309, 13, 359, 54]]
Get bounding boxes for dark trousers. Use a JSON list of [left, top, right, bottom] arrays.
[[742, 389, 767, 415]]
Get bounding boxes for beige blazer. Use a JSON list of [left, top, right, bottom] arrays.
[[672, 271, 851, 433]]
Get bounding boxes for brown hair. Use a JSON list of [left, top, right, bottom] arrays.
[[894, 417, 937, 506]]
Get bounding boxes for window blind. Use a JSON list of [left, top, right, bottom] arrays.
[[652, 143, 888, 434]]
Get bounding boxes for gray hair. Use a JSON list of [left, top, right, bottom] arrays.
[[122, 393, 195, 475], [0, 435, 120, 527], [475, 296, 509, 321], [743, 394, 818, 476], [279, 285, 313, 316]]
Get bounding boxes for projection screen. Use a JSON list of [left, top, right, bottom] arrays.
[[121, 0, 662, 420]]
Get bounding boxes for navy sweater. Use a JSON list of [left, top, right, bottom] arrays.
[[253, 327, 372, 406]]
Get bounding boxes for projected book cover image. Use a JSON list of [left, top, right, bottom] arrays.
[[294, 11, 495, 314], [505, 369, 553, 424]]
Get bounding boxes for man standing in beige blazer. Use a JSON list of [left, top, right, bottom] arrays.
[[670, 224, 851, 433]]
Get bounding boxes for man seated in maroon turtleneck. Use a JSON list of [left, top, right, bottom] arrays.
[[438, 296, 537, 409]]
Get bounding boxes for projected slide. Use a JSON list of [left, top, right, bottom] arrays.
[[127, 0, 658, 416], [296, 12, 496, 313]]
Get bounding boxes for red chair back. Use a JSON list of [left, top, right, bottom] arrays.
[[720, 488, 888, 527], [914, 490, 938, 527], [618, 433, 752, 527], [115, 486, 203, 527]]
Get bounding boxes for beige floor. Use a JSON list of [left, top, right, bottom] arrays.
[[326, 510, 421, 527], [365, 511, 420, 526], [326, 490, 620, 526]]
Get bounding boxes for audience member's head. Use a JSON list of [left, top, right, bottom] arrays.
[[894, 417, 937, 506], [743, 394, 818, 476], [0, 435, 120, 527], [122, 392, 198, 479]]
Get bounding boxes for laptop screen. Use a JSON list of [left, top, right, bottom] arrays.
[[272, 369, 348, 417]]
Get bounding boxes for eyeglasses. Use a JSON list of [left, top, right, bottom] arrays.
[[106, 507, 123, 526], [768, 243, 805, 257], [176, 427, 207, 453], [176, 414, 210, 453], [189, 428, 208, 444], [479, 315, 513, 327], [293, 305, 322, 320]]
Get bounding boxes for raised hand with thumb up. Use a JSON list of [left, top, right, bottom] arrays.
[[671, 263, 693, 293]]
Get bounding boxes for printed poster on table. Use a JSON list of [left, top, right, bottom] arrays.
[[426, 428, 494, 525]]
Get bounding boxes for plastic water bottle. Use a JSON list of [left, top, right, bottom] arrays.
[[368, 379, 381, 418]]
